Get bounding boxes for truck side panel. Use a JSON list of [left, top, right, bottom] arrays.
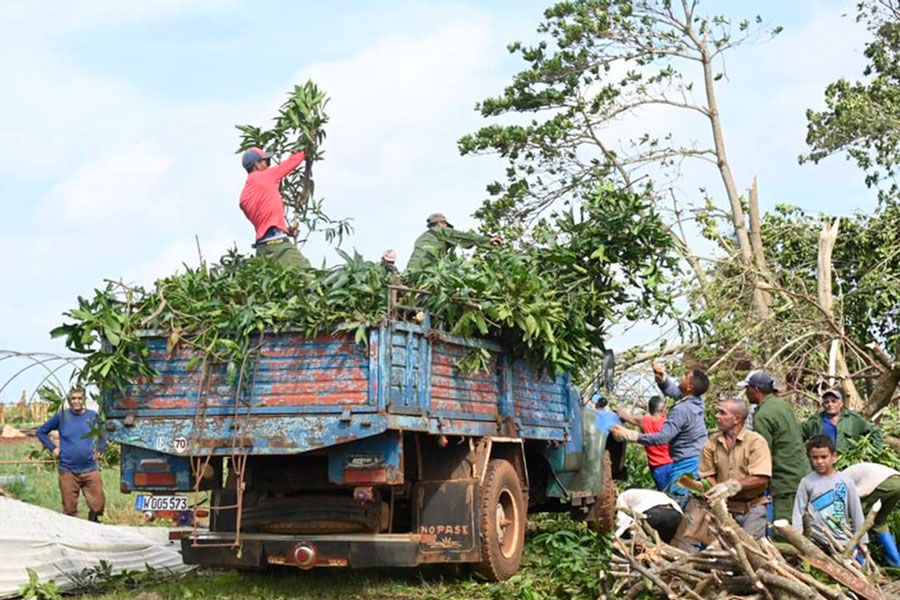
[[108, 332, 377, 418], [429, 341, 501, 421]]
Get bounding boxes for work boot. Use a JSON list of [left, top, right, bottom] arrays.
[[876, 531, 900, 567], [88, 510, 101, 523]]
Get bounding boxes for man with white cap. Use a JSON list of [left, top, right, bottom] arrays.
[[406, 213, 501, 272], [239, 147, 310, 268], [741, 370, 809, 522], [801, 388, 883, 453], [843, 462, 900, 566]]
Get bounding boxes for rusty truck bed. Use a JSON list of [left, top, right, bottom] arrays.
[[105, 320, 575, 456]]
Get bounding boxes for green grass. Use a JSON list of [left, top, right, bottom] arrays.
[[75, 513, 612, 600], [83, 568, 467, 600], [0, 440, 143, 524]]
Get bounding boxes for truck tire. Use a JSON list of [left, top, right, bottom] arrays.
[[587, 450, 617, 534], [475, 459, 526, 582]]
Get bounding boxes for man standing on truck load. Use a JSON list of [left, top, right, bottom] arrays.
[[36, 387, 106, 521], [617, 396, 673, 491], [406, 213, 502, 272], [239, 147, 310, 269], [699, 399, 772, 539], [800, 388, 884, 453], [612, 362, 708, 504], [741, 370, 809, 523]]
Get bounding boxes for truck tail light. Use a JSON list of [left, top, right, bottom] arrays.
[[139, 458, 169, 471], [343, 468, 387, 484], [135, 472, 176, 487]]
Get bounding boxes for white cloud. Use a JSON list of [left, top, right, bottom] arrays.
[[0, 2, 515, 399]]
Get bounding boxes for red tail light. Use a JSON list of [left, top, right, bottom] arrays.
[[135, 472, 176, 487], [343, 468, 387, 484]]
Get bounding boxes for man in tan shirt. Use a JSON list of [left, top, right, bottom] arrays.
[[699, 399, 772, 539]]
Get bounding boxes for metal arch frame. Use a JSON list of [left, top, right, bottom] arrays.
[[0, 350, 84, 401]]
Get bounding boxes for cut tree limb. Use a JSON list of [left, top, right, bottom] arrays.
[[773, 519, 884, 600], [841, 499, 882, 560]]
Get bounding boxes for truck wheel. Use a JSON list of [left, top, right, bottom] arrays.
[[588, 450, 617, 534], [475, 459, 526, 582]]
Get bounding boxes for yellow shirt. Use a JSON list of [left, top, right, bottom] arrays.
[[699, 427, 772, 500]]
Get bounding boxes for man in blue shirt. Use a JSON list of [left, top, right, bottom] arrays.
[[612, 362, 708, 505], [36, 387, 106, 521]]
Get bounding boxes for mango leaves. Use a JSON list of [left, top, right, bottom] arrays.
[[54, 185, 674, 393]]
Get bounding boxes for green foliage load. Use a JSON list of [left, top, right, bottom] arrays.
[[51, 185, 675, 395]]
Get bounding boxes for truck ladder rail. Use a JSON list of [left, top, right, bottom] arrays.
[[186, 349, 259, 549]]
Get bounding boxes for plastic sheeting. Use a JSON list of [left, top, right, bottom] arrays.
[[0, 497, 190, 596]]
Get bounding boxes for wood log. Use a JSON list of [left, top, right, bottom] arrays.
[[757, 571, 823, 600], [841, 499, 882, 559], [772, 520, 884, 600]]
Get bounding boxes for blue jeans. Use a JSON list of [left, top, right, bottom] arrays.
[[665, 456, 700, 507], [650, 463, 674, 491]]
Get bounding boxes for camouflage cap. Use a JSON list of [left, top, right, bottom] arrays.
[[821, 388, 843, 401], [426, 213, 453, 228]]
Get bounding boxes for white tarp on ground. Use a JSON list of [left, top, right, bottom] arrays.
[[0, 497, 191, 596]]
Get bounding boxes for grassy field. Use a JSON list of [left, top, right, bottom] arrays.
[[1, 436, 609, 600], [0, 438, 147, 524]]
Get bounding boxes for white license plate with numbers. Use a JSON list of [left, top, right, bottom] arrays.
[[135, 495, 188, 512]]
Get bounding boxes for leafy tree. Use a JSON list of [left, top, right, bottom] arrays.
[[459, 0, 781, 320], [759, 203, 900, 415], [804, 0, 900, 199], [798, 0, 900, 413]]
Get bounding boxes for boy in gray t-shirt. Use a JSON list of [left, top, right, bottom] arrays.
[[793, 434, 868, 554]]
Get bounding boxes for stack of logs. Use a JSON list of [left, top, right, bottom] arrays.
[[602, 492, 897, 600]]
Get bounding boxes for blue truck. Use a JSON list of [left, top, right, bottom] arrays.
[[104, 309, 623, 581]]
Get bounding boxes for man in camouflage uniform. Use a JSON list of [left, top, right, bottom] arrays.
[[800, 388, 883, 453], [406, 213, 501, 272], [742, 371, 809, 523]]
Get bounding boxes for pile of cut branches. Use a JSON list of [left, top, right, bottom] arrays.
[[608, 489, 893, 600]]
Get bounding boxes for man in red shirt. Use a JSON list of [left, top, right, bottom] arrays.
[[618, 396, 673, 490], [239, 147, 310, 268]]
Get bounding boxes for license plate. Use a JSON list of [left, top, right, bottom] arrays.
[[134, 495, 188, 512]]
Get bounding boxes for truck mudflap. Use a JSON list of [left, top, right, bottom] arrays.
[[182, 533, 431, 569]]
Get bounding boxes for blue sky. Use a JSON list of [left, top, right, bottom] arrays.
[[0, 0, 875, 401]]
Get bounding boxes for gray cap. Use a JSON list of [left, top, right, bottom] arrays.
[[242, 147, 274, 172], [738, 370, 778, 394], [426, 213, 453, 228], [821, 388, 843, 400]]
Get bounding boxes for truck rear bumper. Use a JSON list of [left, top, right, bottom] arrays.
[[182, 532, 448, 569]]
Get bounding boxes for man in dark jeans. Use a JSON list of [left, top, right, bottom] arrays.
[[36, 387, 106, 521], [612, 362, 709, 505]]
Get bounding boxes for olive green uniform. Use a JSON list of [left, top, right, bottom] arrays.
[[256, 238, 310, 269], [800, 409, 884, 453], [406, 227, 491, 272], [752, 396, 810, 522]]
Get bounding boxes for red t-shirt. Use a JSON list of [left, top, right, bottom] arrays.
[[239, 151, 306, 241], [641, 414, 673, 467]]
